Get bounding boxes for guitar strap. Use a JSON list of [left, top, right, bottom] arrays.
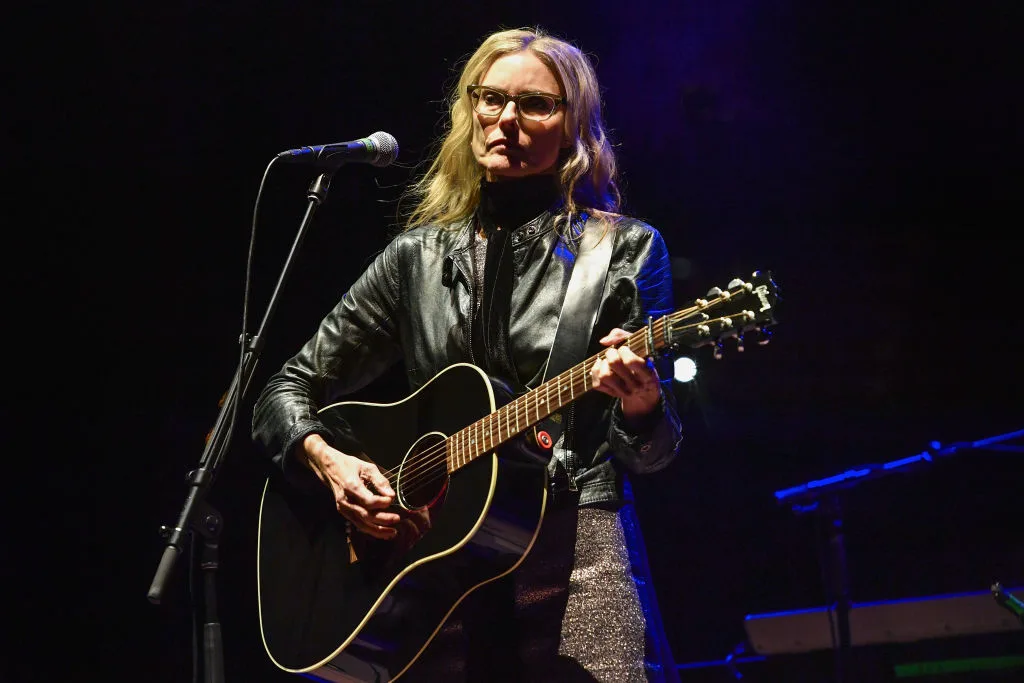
[[538, 213, 613, 447]]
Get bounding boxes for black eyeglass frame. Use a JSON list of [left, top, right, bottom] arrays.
[[466, 85, 568, 121]]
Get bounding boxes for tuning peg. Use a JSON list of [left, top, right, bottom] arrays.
[[727, 277, 745, 289], [713, 341, 724, 360], [705, 286, 722, 298], [735, 326, 771, 347]]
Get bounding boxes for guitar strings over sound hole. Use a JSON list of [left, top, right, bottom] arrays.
[[397, 432, 449, 510]]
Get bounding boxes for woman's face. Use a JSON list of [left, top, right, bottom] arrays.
[[470, 51, 569, 181]]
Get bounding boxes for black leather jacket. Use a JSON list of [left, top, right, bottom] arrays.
[[251, 209, 683, 506]]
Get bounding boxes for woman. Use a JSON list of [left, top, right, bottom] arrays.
[[253, 27, 683, 682]]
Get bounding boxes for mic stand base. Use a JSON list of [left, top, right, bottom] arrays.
[[198, 502, 225, 683]]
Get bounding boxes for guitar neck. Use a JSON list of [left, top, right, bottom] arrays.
[[445, 313, 679, 473], [444, 269, 778, 473]]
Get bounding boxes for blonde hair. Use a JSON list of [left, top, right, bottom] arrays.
[[401, 27, 621, 231]]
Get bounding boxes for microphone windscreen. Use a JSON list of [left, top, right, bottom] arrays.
[[366, 131, 399, 167]]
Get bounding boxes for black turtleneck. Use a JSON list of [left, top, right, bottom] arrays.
[[477, 173, 562, 235]]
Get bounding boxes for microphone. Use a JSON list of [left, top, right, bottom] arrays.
[[276, 131, 399, 168]]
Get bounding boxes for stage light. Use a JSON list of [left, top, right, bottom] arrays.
[[673, 356, 697, 383]]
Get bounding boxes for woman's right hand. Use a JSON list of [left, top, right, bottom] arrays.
[[300, 433, 400, 539]]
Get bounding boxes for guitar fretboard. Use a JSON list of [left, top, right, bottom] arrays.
[[443, 274, 768, 473], [445, 313, 677, 472]]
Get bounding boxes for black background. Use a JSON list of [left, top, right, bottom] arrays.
[[6, 1, 1023, 681]]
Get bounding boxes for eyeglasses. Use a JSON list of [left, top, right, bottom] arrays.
[[466, 85, 567, 122]]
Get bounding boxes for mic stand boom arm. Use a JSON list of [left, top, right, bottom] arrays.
[[775, 427, 1024, 507], [147, 170, 335, 682]]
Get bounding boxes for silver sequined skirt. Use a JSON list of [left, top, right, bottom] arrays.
[[407, 501, 679, 682]]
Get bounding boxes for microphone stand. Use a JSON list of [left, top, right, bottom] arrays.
[[196, 500, 224, 683], [774, 426, 1024, 683], [818, 494, 853, 683], [147, 170, 336, 683]]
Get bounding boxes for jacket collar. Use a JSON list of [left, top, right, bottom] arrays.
[[441, 209, 569, 287]]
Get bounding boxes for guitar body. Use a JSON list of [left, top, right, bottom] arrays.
[[257, 363, 549, 682]]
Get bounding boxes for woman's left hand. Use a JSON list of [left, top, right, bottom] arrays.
[[591, 328, 661, 422]]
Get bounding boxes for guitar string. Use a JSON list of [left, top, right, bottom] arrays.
[[368, 282, 766, 497], [372, 314, 698, 497], [385, 356, 595, 495], [376, 307, 757, 499], [379, 309, 752, 499], [371, 315, 670, 495], [373, 321, 663, 502]]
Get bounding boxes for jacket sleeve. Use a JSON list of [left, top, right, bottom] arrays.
[[605, 222, 684, 474], [251, 237, 405, 476]]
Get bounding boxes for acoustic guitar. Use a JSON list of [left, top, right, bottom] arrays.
[[256, 270, 780, 682]]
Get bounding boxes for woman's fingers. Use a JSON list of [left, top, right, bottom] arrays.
[[362, 464, 396, 499], [591, 345, 658, 398], [322, 457, 400, 539], [598, 327, 631, 346], [337, 497, 400, 538]]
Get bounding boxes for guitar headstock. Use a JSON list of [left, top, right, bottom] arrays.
[[665, 270, 779, 358]]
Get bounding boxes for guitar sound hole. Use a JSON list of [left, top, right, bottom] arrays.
[[397, 432, 449, 510]]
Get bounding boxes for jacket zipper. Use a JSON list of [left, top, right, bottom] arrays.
[[467, 294, 478, 366], [466, 236, 479, 366], [564, 404, 577, 492]]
